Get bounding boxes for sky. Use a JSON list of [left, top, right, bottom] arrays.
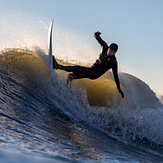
[[0, 0, 163, 94]]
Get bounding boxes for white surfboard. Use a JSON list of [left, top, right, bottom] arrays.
[[48, 20, 55, 74]]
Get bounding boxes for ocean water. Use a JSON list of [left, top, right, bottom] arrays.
[[0, 49, 163, 163]]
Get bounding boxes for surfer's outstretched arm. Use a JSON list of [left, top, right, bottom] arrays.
[[94, 31, 108, 53], [112, 66, 124, 98]]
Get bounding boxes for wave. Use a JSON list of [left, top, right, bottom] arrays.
[[1, 48, 163, 155], [160, 96, 163, 104]]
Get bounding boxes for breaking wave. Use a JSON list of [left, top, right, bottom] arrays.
[[0, 48, 163, 156]]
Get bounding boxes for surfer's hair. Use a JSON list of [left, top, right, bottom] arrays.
[[109, 43, 118, 53]]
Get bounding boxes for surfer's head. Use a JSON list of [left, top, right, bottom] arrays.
[[108, 43, 118, 56], [109, 43, 118, 53]]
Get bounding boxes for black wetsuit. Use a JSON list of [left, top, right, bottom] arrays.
[[58, 35, 121, 91]]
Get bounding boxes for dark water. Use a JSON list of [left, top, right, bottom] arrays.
[[0, 49, 163, 162]]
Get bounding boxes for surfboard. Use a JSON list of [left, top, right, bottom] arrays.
[[48, 20, 56, 74]]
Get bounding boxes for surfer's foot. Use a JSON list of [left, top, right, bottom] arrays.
[[52, 56, 59, 69], [67, 73, 74, 84]]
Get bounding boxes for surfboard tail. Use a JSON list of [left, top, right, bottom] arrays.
[[48, 20, 54, 55], [48, 20, 54, 72]]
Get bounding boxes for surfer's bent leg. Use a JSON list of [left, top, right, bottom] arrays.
[[66, 70, 99, 84], [56, 64, 100, 83], [66, 73, 85, 84], [66, 66, 100, 84]]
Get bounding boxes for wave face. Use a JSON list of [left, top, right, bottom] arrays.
[[1, 48, 163, 159]]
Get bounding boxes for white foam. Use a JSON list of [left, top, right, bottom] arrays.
[[48, 69, 163, 148]]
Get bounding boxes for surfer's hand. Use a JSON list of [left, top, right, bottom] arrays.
[[119, 90, 124, 98], [94, 31, 101, 37]]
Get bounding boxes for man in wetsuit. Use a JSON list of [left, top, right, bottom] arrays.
[[53, 31, 124, 98]]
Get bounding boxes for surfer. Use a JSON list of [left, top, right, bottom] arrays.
[[53, 31, 124, 98]]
